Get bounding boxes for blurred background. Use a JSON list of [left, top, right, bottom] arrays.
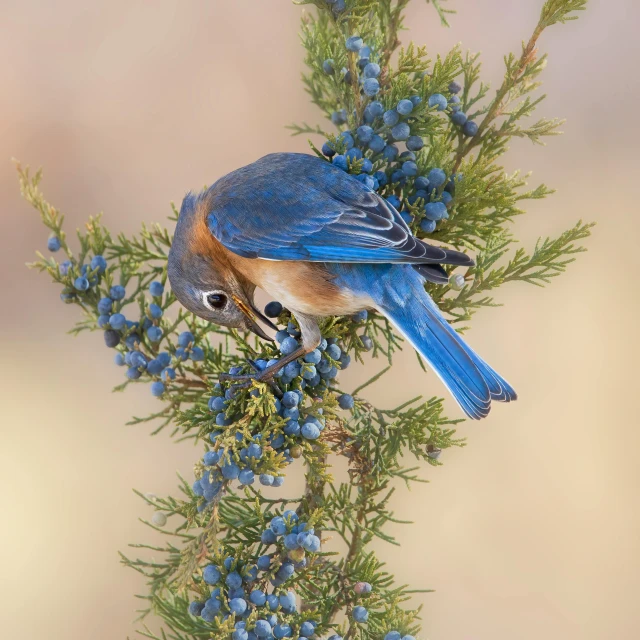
[[1, 1, 639, 638]]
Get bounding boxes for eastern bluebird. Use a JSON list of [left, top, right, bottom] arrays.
[[168, 153, 516, 419]]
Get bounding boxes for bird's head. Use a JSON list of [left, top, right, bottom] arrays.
[[167, 192, 276, 341]]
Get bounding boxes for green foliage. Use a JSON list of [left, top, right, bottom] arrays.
[[21, 1, 590, 638]]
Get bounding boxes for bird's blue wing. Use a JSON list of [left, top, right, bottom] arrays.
[[203, 153, 472, 266]]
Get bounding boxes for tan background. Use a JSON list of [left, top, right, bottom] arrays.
[[1, 1, 638, 638]]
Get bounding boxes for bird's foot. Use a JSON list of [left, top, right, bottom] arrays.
[[219, 359, 283, 398]]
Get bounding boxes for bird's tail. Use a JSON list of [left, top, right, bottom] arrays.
[[374, 267, 517, 419]]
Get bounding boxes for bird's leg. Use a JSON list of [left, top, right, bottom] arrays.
[[218, 314, 321, 395], [257, 313, 321, 382], [219, 358, 283, 398]]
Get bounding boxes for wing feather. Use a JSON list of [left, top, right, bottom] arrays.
[[204, 153, 473, 267]]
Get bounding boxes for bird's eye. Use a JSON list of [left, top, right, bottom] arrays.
[[206, 293, 227, 309]]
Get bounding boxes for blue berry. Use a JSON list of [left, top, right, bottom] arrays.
[[410, 94, 422, 106], [406, 135, 424, 151], [215, 412, 232, 427], [385, 632, 401, 640], [147, 359, 163, 375], [202, 564, 220, 584], [339, 132, 355, 149], [282, 391, 299, 408], [356, 125, 373, 143], [301, 422, 320, 440], [383, 109, 399, 126], [148, 281, 164, 297], [332, 0, 346, 13], [359, 335, 373, 351], [386, 195, 401, 210], [97, 297, 113, 314], [280, 337, 299, 356], [110, 285, 126, 300], [368, 101, 384, 117], [189, 601, 204, 617], [425, 201, 448, 221], [161, 367, 175, 382], [361, 159, 373, 174], [257, 555, 271, 571], [203, 450, 220, 466], [146, 326, 163, 342], [178, 331, 194, 347], [150, 380, 165, 397], [338, 394, 355, 410], [247, 443, 262, 459], [449, 95, 462, 111], [321, 142, 336, 157], [346, 148, 363, 162], [126, 366, 141, 380], [363, 62, 380, 78], [322, 59, 335, 75], [397, 99, 414, 115], [391, 170, 405, 185], [420, 218, 437, 233], [368, 135, 385, 153], [427, 168, 447, 188], [250, 589, 267, 606], [451, 110, 468, 126], [449, 80, 462, 94], [345, 35, 363, 52], [359, 44, 371, 58], [156, 352, 171, 367], [47, 236, 61, 252], [326, 343, 341, 360], [74, 276, 89, 291], [428, 93, 448, 111], [90, 255, 107, 273], [363, 78, 380, 96], [148, 303, 163, 319], [229, 597, 247, 616], [59, 260, 72, 276], [254, 620, 272, 638], [221, 463, 240, 480], [264, 301, 282, 318], [331, 109, 347, 125], [274, 623, 292, 639], [352, 606, 369, 622], [226, 571, 243, 590], [415, 176, 430, 190], [463, 120, 479, 137], [391, 122, 410, 140], [270, 516, 287, 536], [233, 629, 249, 640], [402, 161, 418, 177], [190, 346, 205, 361], [114, 352, 125, 366], [440, 191, 453, 205], [239, 469, 255, 485], [259, 474, 274, 487], [97, 314, 110, 329], [301, 534, 321, 552], [332, 155, 348, 171], [104, 330, 120, 348]]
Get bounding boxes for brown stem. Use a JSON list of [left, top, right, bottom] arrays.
[[451, 23, 544, 175]]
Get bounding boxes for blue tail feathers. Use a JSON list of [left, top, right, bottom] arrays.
[[331, 263, 517, 419]]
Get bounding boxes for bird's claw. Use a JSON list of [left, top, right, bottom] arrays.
[[219, 359, 283, 398]]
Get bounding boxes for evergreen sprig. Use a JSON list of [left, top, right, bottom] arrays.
[[21, 1, 590, 638]]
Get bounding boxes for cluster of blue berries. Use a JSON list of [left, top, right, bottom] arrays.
[[259, 512, 321, 574], [447, 81, 478, 137], [53, 248, 206, 399], [191, 301, 361, 511], [57, 254, 108, 302], [188, 550, 317, 633], [321, 38, 475, 236]]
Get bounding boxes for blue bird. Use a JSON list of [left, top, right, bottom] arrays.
[[168, 153, 516, 419]]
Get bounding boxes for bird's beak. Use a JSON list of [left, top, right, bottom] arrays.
[[231, 294, 277, 342]]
